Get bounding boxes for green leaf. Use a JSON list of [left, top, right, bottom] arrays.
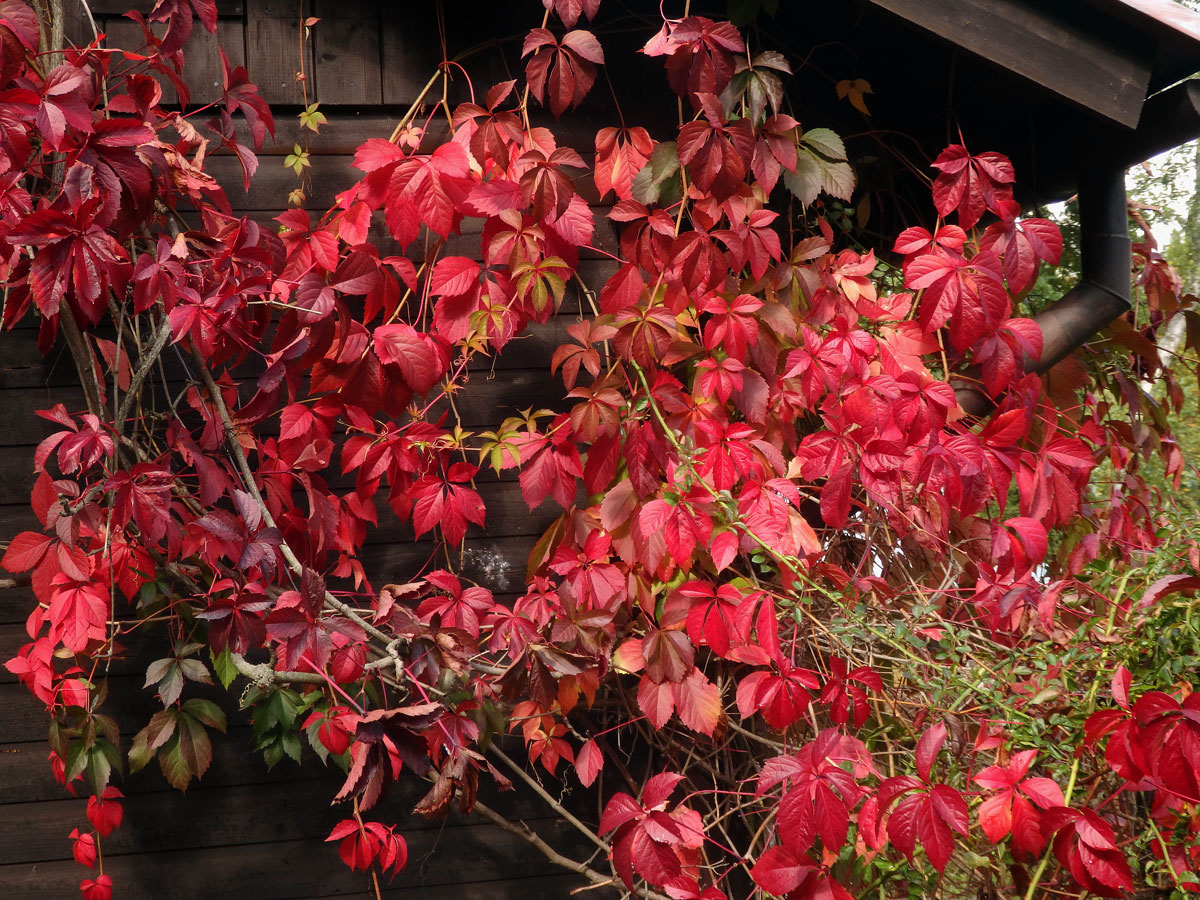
[[304, 717, 330, 765], [182, 698, 227, 731], [784, 148, 824, 206], [146, 658, 184, 707], [631, 141, 682, 207], [262, 738, 286, 770], [135, 581, 168, 614], [129, 708, 179, 773], [159, 735, 192, 790], [65, 740, 88, 783], [299, 102, 326, 133], [785, 146, 855, 206], [281, 730, 303, 764], [801, 127, 847, 161], [177, 712, 214, 780], [178, 658, 212, 686], [85, 740, 120, 796], [284, 144, 311, 177], [211, 647, 238, 689]]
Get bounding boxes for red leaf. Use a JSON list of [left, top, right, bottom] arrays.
[[673, 668, 721, 735], [48, 577, 108, 653], [907, 249, 1009, 351], [372, 324, 448, 395], [1, 530, 52, 572], [980, 207, 1063, 295], [522, 28, 603, 117], [750, 845, 811, 896], [1138, 574, 1200, 609], [915, 722, 947, 782], [976, 792, 1013, 844], [1111, 665, 1132, 708], [430, 256, 482, 297], [643, 772, 685, 809], [594, 126, 654, 201], [517, 424, 582, 510], [677, 117, 754, 201], [410, 469, 487, 547], [69, 828, 97, 868], [638, 675, 675, 728], [631, 827, 682, 884], [86, 786, 124, 837], [576, 738, 603, 787], [80, 874, 113, 900], [599, 793, 643, 835], [542, 0, 601, 28], [930, 145, 1015, 229]]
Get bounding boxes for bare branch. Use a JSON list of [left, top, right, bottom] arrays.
[[228, 651, 327, 686], [471, 799, 672, 900], [486, 744, 608, 853]]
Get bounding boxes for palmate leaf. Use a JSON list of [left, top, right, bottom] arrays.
[[784, 129, 855, 205], [930, 144, 1014, 229], [522, 28, 604, 117], [595, 127, 654, 201]]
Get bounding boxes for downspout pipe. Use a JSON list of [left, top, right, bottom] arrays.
[[955, 166, 1132, 417]]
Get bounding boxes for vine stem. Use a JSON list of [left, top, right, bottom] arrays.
[[389, 68, 445, 143], [113, 312, 173, 434], [1020, 570, 1132, 900], [228, 651, 326, 686], [485, 744, 608, 852], [187, 347, 396, 651], [470, 799, 672, 900]]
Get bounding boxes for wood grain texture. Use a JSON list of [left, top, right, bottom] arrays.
[[0, 822, 591, 899], [869, 0, 1153, 127], [87, 0, 245, 13], [100, 16, 247, 106], [247, 2, 315, 106], [380, 4, 440, 106], [312, 0, 383, 105]]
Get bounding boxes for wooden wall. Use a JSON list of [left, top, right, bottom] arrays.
[[1, 3, 616, 897]]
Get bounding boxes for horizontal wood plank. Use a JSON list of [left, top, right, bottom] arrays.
[[247, 2, 316, 106], [0, 820, 590, 899], [87, 1, 244, 14], [1, 770, 586, 863], [101, 16, 247, 106], [0, 727, 335, 805], [869, 0, 1152, 127], [312, 0, 383, 105]]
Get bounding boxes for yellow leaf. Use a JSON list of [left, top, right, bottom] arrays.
[[835, 78, 872, 116]]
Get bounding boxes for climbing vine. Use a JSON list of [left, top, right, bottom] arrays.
[[2, 1, 1199, 898]]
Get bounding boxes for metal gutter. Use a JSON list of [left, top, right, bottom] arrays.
[[955, 168, 1132, 416]]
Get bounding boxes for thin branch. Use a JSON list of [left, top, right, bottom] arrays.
[[58, 302, 104, 418], [228, 651, 327, 686], [188, 346, 396, 649], [471, 799, 672, 900], [485, 744, 608, 853], [114, 312, 173, 434]]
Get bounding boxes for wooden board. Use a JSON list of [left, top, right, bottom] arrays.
[[0, 726, 336, 804], [1, 771, 585, 862], [87, 1, 245, 13], [380, 5, 440, 106], [100, 16, 247, 106], [0, 821, 590, 899], [246, 3, 316, 106], [312, 0, 383, 105], [869, 0, 1153, 127]]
